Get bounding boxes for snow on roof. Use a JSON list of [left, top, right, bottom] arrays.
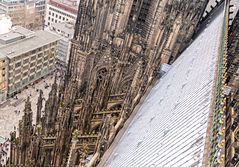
[[104, 8, 224, 167]]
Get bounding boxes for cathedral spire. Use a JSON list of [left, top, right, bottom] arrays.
[[44, 76, 59, 134], [36, 89, 43, 125], [24, 96, 31, 113], [18, 96, 34, 165]]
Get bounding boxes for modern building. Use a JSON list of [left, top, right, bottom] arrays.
[[44, 0, 77, 28], [46, 21, 74, 69], [35, 0, 46, 16], [0, 0, 44, 29], [0, 26, 60, 99]]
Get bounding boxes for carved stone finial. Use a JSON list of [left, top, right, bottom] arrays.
[[72, 129, 79, 141], [24, 96, 31, 113], [36, 90, 43, 125]]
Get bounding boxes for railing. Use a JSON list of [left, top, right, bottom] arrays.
[[208, 0, 229, 166]]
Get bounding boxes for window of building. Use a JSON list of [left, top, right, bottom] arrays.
[[43, 62, 48, 67], [36, 71, 40, 77], [37, 48, 42, 52], [44, 45, 48, 49], [23, 59, 28, 64], [49, 59, 54, 64], [31, 56, 36, 61], [62, 17, 65, 21], [15, 75, 21, 81], [30, 62, 35, 67], [22, 78, 28, 85], [44, 56, 48, 61], [15, 69, 21, 74], [37, 59, 42, 64], [23, 72, 28, 77], [56, 14, 58, 18], [49, 66, 53, 71], [52, 13, 54, 16], [36, 64, 41, 69], [9, 79, 13, 84], [52, 18, 54, 22], [38, 53, 43, 58], [23, 53, 29, 58], [15, 62, 21, 68], [59, 16, 61, 19], [23, 66, 28, 71], [31, 50, 36, 54], [30, 68, 35, 74], [15, 81, 21, 88], [49, 11, 51, 15], [30, 75, 35, 81], [48, 17, 50, 20], [15, 56, 21, 62]]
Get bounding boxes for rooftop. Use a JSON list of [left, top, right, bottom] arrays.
[[48, 0, 78, 15], [50, 21, 74, 37], [0, 26, 33, 44], [0, 26, 60, 59], [103, 7, 224, 167]]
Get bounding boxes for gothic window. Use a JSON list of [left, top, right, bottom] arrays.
[[96, 68, 107, 83], [121, 80, 132, 93]]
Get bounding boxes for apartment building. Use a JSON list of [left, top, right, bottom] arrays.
[[44, 0, 77, 27], [0, 26, 59, 99]]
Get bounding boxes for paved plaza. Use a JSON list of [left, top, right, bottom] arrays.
[[0, 74, 55, 139]]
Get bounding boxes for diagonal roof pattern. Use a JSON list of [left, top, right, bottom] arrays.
[[104, 7, 224, 167]]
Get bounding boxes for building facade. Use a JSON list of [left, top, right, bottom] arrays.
[[9, 0, 209, 167], [35, 0, 45, 16], [44, 0, 77, 28], [46, 21, 74, 69], [0, 57, 7, 102], [0, 26, 59, 99]]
